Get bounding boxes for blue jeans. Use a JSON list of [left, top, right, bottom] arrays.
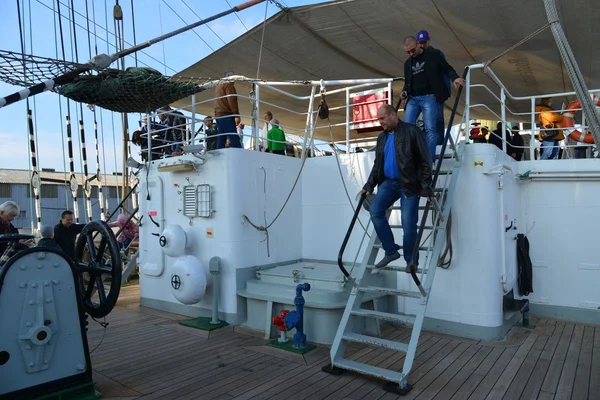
[[369, 180, 420, 264], [540, 140, 559, 160], [216, 116, 242, 149], [404, 94, 437, 163]]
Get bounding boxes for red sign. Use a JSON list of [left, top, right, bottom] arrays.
[[350, 89, 390, 134], [149, 211, 158, 217]]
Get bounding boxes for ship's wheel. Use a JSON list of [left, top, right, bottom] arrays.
[[73, 220, 122, 318]]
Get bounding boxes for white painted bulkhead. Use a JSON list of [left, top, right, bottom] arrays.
[[137, 144, 600, 340]]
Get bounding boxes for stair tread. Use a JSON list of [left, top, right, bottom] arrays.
[[351, 308, 417, 324], [373, 244, 429, 251], [366, 264, 424, 274], [359, 286, 423, 298], [343, 332, 409, 352], [389, 225, 434, 230], [332, 358, 404, 383]]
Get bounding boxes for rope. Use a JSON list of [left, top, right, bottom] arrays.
[[17, 0, 36, 230], [180, 0, 227, 45], [483, 23, 551, 71], [130, 0, 138, 66], [156, 0, 167, 75], [53, 0, 69, 210], [162, 0, 215, 51], [242, 99, 319, 256], [430, 192, 452, 269], [322, 91, 370, 237], [256, 0, 269, 79]]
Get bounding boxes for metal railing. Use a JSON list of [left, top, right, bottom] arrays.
[[464, 64, 599, 160]]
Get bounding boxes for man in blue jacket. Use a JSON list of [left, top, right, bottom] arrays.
[[360, 105, 434, 269], [401, 35, 464, 163]]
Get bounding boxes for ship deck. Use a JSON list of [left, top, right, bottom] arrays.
[[89, 284, 600, 400]]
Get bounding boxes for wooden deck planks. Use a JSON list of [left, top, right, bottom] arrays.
[[84, 285, 599, 400]]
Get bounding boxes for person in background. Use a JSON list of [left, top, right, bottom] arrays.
[[267, 119, 286, 155], [53, 210, 86, 259], [203, 116, 218, 151], [509, 126, 524, 161], [214, 70, 242, 149], [108, 214, 139, 251], [158, 105, 187, 156], [535, 97, 564, 160], [0, 201, 29, 255], [37, 224, 62, 251], [416, 30, 452, 146], [402, 36, 464, 164]]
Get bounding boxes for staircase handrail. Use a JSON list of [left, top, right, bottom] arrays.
[[406, 67, 469, 290]]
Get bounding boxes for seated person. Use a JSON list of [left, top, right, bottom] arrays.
[[37, 224, 62, 251], [0, 201, 32, 256]]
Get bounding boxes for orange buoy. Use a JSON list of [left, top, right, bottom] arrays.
[[561, 96, 600, 144]]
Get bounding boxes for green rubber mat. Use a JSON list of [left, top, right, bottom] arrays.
[[179, 317, 229, 331]]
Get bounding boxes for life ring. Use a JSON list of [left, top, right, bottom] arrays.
[[561, 96, 600, 144]]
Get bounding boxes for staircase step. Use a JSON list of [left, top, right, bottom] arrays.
[[332, 358, 403, 383], [389, 225, 434, 230], [392, 205, 433, 211], [343, 332, 409, 352], [351, 308, 417, 325], [366, 264, 424, 274], [359, 286, 423, 298], [373, 244, 429, 251]]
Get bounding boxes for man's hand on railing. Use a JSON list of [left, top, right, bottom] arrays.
[[453, 78, 466, 89], [359, 189, 371, 197], [419, 186, 434, 201], [400, 91, 408, 100]]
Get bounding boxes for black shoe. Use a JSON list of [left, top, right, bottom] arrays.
[[375, 252, 400, 268]]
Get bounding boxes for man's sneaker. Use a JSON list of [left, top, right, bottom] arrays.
[[375, 251, 400, 268]]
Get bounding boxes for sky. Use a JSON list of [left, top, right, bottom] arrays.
[[0, 0, 322, 174]]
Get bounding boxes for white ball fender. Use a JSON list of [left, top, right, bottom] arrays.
[[169, 255, 207, 305], [159, 225, 187, 257]]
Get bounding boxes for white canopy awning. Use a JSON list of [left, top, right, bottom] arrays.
[[173, 0, 599, 142]]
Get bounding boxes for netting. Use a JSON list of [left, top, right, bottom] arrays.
[[0, 50, 213, 113], [56, 67, 210, 113], [0, 50, 88, 87]]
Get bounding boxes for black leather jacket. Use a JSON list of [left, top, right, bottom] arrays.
[[363, 121, 433, 197]]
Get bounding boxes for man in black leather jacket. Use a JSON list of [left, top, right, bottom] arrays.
[[360, 105, 434, 268]]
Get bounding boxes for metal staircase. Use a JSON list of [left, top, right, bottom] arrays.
[[322, 69, 468, 395]]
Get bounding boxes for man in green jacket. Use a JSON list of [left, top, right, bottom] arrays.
[[267, 119, 286, 155]]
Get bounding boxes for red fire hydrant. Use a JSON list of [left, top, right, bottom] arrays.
[[272, 310, 290, 343]]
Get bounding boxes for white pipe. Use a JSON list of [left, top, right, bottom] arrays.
[[157, 174, 166, 273], [190, 94, 196, 146], [484, 165, 510, 294]]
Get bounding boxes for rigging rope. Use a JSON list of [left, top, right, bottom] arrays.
[[130, 0, 138, 66], [17, 0, 39, 231], [53, 0, 69, 210], [255, 0, 268, 79], [57, 0, 80, 221], [483, 23, 551, 71]]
